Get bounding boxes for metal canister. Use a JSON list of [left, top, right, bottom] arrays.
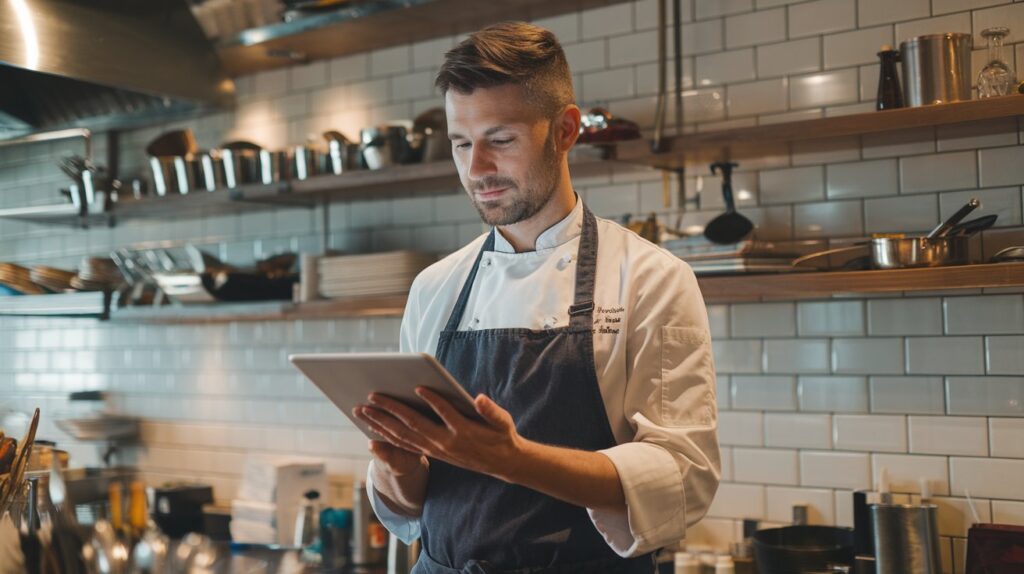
[[149, 156, 196, 195], [291, 144, 331, 180], [871, 503, 942, 574], [900, 33, 972, 106]]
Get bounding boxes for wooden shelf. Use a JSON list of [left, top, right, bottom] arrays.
[[109, 295, 407, 324], [0, 151, 620, 227], [0, 183, 297, 227], [287, 148, 621, 202], [6, 263, 1022, 322], [217, 0, 633, 76], [618, 95, 1024, 169], [697, 262, 1024, 303], [0, 291, 111, 319]]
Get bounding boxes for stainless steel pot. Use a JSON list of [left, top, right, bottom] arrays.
[[219, 142, 287, 187], [361, 124, 415, 170], [197, 151, 224, 192], [149, 156, 196, 195], [258, 149, 289, 183], [873, 235, 969, 268], [220, 144, 262, 188], [900, 33, 973, 106], [324, 131, 362, 174], [291, 144, 331, 180], [793, 236, 970, 270], [413, 107, 451, 163]]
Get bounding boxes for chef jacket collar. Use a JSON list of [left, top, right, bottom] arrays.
[[492, 193, 584, 253]]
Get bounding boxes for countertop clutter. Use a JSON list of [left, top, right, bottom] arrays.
[[0, 413, 394, 574]]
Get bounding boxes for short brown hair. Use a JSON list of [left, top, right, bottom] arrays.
[[435, 22, 575, 116]]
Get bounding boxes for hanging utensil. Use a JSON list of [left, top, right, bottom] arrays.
[[926, 197, 980, 239], [703, 162, 754, 244]]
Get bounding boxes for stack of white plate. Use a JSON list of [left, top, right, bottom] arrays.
[[29, 266, 77, 293], [0, 263, 45, 295], [71, 257, 122, 291], [319, 250, 436, 298]]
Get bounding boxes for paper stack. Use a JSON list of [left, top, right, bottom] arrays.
[[318, 250, 436, 299], [230, 457, 328, 545]]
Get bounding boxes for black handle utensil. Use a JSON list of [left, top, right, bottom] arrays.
[[704, 161, 754, 245], [926, 198, 980, 240], [948, 214, 998, 237]]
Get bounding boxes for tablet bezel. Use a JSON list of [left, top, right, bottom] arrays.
[[289, 352, 483, 439]]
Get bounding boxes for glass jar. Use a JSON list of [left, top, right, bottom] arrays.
[[977, 27, 1015, 98]]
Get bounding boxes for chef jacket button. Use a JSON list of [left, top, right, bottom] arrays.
[[557, 254, 573, 270]]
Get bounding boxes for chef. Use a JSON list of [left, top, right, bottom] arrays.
[[354, 21, 720, 574]]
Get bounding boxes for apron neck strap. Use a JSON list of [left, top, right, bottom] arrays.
[[568, 204, 598, 330]]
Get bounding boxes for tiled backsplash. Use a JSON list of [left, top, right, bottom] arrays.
[[1, 1, 1024, 572]]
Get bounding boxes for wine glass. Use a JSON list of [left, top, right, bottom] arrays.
[[977, 27, 1015, 98]]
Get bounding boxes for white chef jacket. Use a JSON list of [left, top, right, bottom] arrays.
[[367, 196, 720, 557]]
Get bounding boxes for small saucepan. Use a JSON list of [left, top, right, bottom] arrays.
[[794, 199, 994, 270], [793, 235, 971, 270]]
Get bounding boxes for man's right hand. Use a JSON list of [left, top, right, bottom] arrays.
[[366, 439, 430, 518]]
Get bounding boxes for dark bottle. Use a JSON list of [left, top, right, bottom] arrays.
[[876, 44, 904, 110]]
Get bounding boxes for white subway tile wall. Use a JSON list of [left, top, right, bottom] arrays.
[[2, 1, 1024, 567]]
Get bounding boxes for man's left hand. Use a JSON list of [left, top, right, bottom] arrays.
[[354, 389, 525, 482]]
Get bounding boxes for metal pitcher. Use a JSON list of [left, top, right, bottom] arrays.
[[900, 33, 973, 106], [871, 503, 942, 573]]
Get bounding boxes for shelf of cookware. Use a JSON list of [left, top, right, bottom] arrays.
[[13, 261, 1022, 322], [4, 96, 1023, 230], [104, 261, 1024, 322], [615, 94, 1024, 169], [0, 148, 624, 229], [212, 0, 634, 76], [0, 181, 294, 228]]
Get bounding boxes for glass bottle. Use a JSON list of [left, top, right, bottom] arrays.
[[876, 44, 904, 110], [977, 27, 1015, 98]]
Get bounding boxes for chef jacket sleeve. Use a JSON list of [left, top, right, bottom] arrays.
[[588, 256, 720, 557], [366, 287, 425, 544]]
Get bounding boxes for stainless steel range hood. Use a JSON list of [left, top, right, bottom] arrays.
[[0, 0, 234, 138]]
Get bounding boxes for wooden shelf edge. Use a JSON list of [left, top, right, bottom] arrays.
[[0, 291, 111, 319], [8, 264, 1020, 323], [108, 295, 407, 324], [620, 96, 1024, 168], [697, 262, 1024, 303]]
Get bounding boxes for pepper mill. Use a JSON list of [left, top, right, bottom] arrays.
[[876, 45, 904, 110]]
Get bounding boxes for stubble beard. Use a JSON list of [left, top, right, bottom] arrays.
[[468, 130, 562, 227]]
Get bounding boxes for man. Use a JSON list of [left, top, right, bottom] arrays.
[[354, 22, 719, 573]]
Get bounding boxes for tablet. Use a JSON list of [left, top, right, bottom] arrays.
[[289, 352, 483, 439]]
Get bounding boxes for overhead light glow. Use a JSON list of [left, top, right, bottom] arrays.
[[10, 0, 40, 70]]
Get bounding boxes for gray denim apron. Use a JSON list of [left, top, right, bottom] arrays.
[[413, 205, 657, 574]]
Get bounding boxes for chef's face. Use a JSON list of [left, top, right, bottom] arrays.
[[446, 84, 564, 226]]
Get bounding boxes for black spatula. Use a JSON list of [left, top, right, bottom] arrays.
[[704, 162, 754, 244]]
